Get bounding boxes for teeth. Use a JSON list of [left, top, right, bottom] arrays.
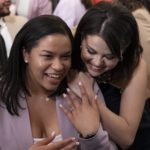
[[47, 74, 61, 79]]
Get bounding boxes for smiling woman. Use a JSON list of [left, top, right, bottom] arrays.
[[81, 35, 119, 77], [66, 1, 150, 150], [0, 15, 117, 150], [0, 15, 75, 150], [23, 34, 72, 95]]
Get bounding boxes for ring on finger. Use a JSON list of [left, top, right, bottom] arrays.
[[70, 107, 74, 112]]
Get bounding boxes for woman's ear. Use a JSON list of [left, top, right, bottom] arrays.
[[23, 49, 29, 63]]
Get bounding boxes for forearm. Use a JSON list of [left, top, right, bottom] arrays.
[[99, 103, 137, 149], [79, 126, 118, 150]]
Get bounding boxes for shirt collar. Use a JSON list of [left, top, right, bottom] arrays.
[[0, 18, 6, 28]]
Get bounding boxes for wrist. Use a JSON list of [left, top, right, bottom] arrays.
[[80, 132, 97, 139]]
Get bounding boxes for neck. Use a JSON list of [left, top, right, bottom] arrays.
[[26, 92, 56, 103], [25, 82, 55, 102], [25, 72, 56, 98]]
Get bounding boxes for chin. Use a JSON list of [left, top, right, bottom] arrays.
[[88, 69, 104, 77], [89, 72, 100, 78]]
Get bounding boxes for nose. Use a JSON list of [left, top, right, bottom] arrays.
[[51, 58, 64, 72], [92, 55, 104, 67]]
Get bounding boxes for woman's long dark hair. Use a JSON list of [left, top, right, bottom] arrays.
[[72, 2, 142, 84], [0, 15, 74, 115]]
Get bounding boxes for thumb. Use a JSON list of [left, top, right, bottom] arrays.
[[36, 131, 55, 145]]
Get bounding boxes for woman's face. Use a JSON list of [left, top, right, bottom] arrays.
[[24, 34, 72, 94], [81, 35, 119, 77]]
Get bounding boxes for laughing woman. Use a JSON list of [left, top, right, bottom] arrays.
[[62, 2, 150, 150], [0, 15, 117, 150]]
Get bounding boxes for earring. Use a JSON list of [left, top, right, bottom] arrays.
[[24, 59, 28, 63], [120, 51, 123, 61]]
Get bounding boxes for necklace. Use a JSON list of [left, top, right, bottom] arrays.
[[45, 96, 51, 102]]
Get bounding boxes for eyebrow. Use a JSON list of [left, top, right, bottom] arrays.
[[41, 50, 71, 54], [86, 44, 113, 55], [86, 44, 95, 52]]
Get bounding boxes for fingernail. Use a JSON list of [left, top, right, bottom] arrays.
[[76, 142, 80, 145], [78, 81, 82, 86], [71, 137, 76, 141], [59, 104, 63, 108], [51, 131, 55, 137], [67, 88, 70, 92], [94, 95, 98, 100]]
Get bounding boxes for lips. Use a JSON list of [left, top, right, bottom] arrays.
[[88, 63, 105, 72]]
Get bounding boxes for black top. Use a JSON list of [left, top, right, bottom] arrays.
[[99, 82, 150, 150]]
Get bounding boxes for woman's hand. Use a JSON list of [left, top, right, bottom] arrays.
[[28, 132, 79, 150], [68, 71, 95, 101], [60, 81, 100, 138]]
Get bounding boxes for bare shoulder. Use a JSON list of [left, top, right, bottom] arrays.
[[113, 58, 147, 90], [139, 57, 147, 68]]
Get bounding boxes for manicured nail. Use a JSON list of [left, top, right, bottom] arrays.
[[51, 131, 55, 137], [94, 95, 98, 100], [67, 88, 70, 92], [59, 104, 63, 108], [71, 137, 76, 141], [78, 81, 82, 86], [76, 142, 80, 145]]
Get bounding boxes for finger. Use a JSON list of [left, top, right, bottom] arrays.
[[78, 81, 89, 105], [36, 131, 55, 145], [61, 141, 80, 150], [66, 88, 81, 108], [63, 92, 75, 110], [48, 137, 76, 149], [59, 104, 73, 120], [91, 95, 98, 109]]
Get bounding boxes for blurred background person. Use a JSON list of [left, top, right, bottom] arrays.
[[53, 0, 93, 29], [16, 0, 52, 20], [0, 0, 27, 66]]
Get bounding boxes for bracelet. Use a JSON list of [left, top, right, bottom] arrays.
[[81, 133, 96, 139]]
